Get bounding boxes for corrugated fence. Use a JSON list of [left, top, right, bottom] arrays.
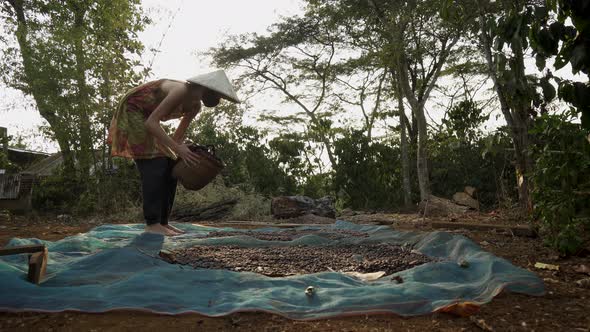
[[0, 174, 21, 199]]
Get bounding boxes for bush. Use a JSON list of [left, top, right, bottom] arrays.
[[332, 129, 404, 210], [429, 130, 516, 208], [32, 158, 141, 216], [530, 112, 590, 255]]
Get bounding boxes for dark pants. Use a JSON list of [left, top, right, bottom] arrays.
[[135, 157, 178, 226]]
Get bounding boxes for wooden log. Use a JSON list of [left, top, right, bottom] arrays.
[[431, 221, 536, 237], [171, 199, 238, 222], [27, 247, 48, 284], [0, 244, 46, 256], [271, 196, 336, 219]]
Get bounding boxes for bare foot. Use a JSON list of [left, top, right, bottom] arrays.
[[163, 224, 185, 234], [145, 224, 178, 236]]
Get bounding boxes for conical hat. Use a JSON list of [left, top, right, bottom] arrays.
[[186, 70, 240, 103]]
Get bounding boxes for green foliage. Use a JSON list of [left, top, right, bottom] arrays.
[[0, 151, 19, 173], [332, 129, 403, 209], [430, 131, 515, 208], [442, 100, 489, 143], [530, 0, 590, 128], [530, 111, 590, 255], [32, 159, 141, 215], [430, 99, 514, 207], [187, 109, 298, 196], [1, 0, 149, 179], [31, 173, 81, 213]]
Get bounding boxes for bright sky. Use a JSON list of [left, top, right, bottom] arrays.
[[0, 0, 304, 152], [0, 1, 583, 153]]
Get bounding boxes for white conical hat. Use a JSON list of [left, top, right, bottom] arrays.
[[186, 69, 240, 103]]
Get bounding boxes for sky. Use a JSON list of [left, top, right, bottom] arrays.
[[0, 0, 304, 152], [0, 1, 584, 153]]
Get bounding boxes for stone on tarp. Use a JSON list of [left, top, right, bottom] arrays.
[[464, 186, 477, 198], [418, 195, 470, 217], [271, 196, 336, 219], [453, 192, 480, 210]]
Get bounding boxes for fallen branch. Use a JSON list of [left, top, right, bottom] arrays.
[[431, 222, 536, 237]]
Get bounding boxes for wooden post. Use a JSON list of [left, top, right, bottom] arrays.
[[27, 247, 48, 284], [0, 244, 46, 256], [0, 244, 48, 284], [0, 127, 7, 157]]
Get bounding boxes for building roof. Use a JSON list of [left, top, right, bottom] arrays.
[[21, 153, 64, 177], [7, 147, 52, 157]]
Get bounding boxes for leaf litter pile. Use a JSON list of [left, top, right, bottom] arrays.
[[159, 229, 434, 277]]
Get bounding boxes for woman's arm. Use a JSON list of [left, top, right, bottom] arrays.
[[173, 108, 199, 143], [145, 82, 200, 165]]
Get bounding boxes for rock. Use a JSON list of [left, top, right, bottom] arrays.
[[464, 186, 477, 198], [575, 278, 590, 289], [574, 264, 590, 276], [57, 214, 72, 222], [0, 209, 10, 222], [271, 196, 336, 219], [391, 275, 404, 284], [418, 195, 469, 217], [452, 192, 480, 210]]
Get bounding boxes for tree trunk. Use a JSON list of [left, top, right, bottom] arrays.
[[511, 111, 534, 211], [397, 81, 412, 208], [478, 6, 533, 211], [73, 4, 93, 180], [8, 0, 75, 173], [415, 103, 430, 201]]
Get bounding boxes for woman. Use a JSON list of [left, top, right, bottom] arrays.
[[108, 70, 240, 236]]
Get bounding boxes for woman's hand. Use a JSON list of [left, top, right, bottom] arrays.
[[175, 144, 200, 167]]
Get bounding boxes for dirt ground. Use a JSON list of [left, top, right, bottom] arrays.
[[1, 211, 589, 332]]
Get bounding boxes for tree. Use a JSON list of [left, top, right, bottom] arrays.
[[471, 0, 552, 210], [210, 14, 341, 169], [310, 0, 464, 202], [1, 0, 149, 179]]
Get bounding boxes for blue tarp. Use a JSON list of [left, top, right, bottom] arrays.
[[0, 221, 544, 319]]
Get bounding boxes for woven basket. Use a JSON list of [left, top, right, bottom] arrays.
[[172, 145, 224, 191]]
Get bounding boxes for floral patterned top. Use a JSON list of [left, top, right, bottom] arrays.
[[108, 79, 186, 160]]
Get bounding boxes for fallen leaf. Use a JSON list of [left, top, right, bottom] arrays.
[[534, 262, 560, 271], [438, 302, 480, 317]]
